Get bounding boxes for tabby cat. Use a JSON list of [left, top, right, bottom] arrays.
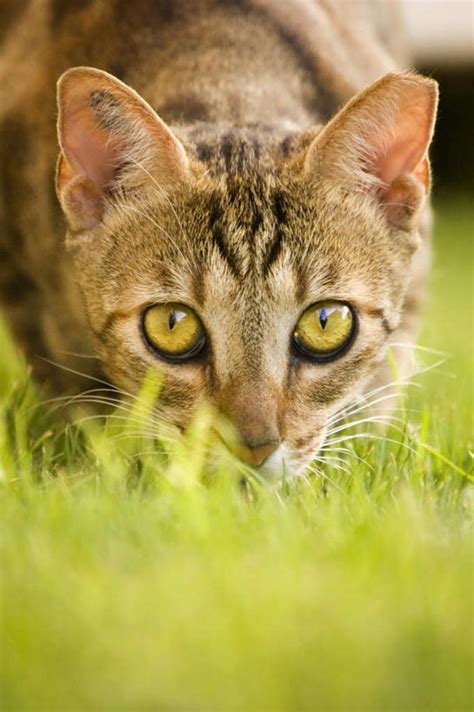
[[0, 1, 437, 476]]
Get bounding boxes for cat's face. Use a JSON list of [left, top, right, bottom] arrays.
[[57, 68, 437, 476]]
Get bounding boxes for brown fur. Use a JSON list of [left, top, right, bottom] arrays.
[[0, 1, 437, 475]]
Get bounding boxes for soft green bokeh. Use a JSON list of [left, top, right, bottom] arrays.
[[0, 199, 472, 711]]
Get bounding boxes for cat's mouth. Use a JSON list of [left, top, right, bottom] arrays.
[[232, 431, 328, 480], [227, 434, 316, 480], [208, 423, 304, 479], [250, 443, 294, 480]]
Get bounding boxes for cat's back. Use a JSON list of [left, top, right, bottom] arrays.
[[0, 0, 406, 124]]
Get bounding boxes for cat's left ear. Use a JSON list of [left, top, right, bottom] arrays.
[[56, 67, 189, 232], [304, 73, 438, 228]]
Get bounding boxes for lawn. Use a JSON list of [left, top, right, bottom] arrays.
[[0, 198, 472, 711]]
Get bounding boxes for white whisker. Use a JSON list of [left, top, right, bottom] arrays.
[[55, 350, 101, 360], [68, 414, 174, 444], [38, 357, 134, 396], [37, 387, 122, 409], [327, 356, 446, 428], [307, 464, 348, 495], [326, 414, 409, 438], [319, 445, 375, 471], [389, 342, 449, 357], [326, 390, 411, 428], [37, 358, 170, 429], [313, 455, 352, 476], [323, 432, 418, 455], [41, 392, 171, 439]]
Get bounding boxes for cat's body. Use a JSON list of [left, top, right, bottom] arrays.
[[0, 1, 437, 475]]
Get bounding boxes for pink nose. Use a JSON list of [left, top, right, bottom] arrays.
[[238, 440, 280, 467]]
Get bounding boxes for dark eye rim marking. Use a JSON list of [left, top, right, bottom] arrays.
[[140, 304, 208, 364], [292, 301, 358, 363]]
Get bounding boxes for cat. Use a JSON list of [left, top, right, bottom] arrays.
[[0, 0, 437, 477]]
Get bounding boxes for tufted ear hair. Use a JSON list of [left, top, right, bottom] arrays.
[[56, 66, 189, 231], [304, 72, 438, 228]]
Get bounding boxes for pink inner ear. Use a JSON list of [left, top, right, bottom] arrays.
[[374, 98, 433, 187], [62, 106, 119, 192]]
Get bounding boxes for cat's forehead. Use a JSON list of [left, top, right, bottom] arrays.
[[180, 123, 312, 176], [105, 127, 395, 310], [119, 186, 391, 316], [184, 171, 392, 300]]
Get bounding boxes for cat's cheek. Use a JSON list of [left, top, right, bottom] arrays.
[[277, 408, 329, 478], [88, 315, 204, 414]]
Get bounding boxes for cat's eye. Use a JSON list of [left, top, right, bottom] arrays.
[[293, 301, 355, 360], [142, 303, 206, 360]]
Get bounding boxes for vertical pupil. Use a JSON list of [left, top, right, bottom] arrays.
[[168, 311, 177, 330], [319, 308, 328, 330]]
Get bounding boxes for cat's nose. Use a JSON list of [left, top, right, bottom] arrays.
[[238, 439, 280, 467]]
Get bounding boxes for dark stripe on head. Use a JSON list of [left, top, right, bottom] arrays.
[[208, 203, 240, 278], [273, 190, 287, 224], [226, 179, 240, 205], [252, 137, 261, 161], [280, 133, 295, 157], [236, 141, 246, 174], [262, 189, 287, 273], [212, 224, 240, 278], [220, 134, 234, 172], [196, 141, 213, 162], [251, 209, 263, 237], [263, 227, 284, 273], [208, 201, 221, 232]]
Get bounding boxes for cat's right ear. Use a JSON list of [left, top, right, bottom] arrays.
[[304, 72, 438, 230], [56, 67, 189, 232]]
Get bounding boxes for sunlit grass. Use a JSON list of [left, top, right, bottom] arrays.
[[0, 198, 472, 711]]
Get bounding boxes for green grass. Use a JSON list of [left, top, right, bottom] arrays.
[[1, 199, 473, 712]]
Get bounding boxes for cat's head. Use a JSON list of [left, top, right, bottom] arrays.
[[56, 67, 437, 476]]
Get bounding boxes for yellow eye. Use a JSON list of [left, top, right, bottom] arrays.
[[294, 301, 355, 360], [142, 303, 206, 360]]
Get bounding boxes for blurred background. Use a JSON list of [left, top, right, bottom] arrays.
[[400, 0, 473, 195]]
